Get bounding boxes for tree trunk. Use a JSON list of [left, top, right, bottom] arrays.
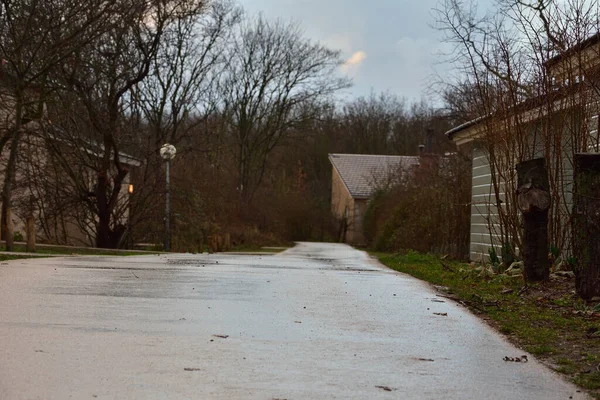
[[26, 215, 36, 252], [573, 153, 600, 300], [96, 171, 110, 248], [2, 95, 23, 251], [5, 207, 13, 250], [516, 158, 551, 282], [95, 161, 128, 249]]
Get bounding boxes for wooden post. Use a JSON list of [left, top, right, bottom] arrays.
[[516, 158, 551, 282], [5, 207, 13, 251], [208, 235, 217, 253], [573, 153, 600, 299], [216, 234, 224, 252], [224, 233, 231, 251], [26, 216, 35, 252]]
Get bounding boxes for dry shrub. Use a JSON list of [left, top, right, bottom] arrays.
[[276, 192, 337, 242], [364, 154, 471, 259]]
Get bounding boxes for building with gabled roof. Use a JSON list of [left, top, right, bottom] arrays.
[[329, 153, 420, 244]]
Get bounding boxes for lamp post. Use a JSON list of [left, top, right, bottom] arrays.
[[160, 143, 176, 251]]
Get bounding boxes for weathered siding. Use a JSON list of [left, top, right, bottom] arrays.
[[469, 146, 505, 261]]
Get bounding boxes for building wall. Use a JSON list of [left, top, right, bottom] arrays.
[[331, 166, 354, 242], [469, 146, 505, 261], [352, 199, 368, 245], [468, 117, 590, 261], [330, 167, 370, 245]]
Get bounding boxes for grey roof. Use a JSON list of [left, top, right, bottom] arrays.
[[329, 153, 420, 199]]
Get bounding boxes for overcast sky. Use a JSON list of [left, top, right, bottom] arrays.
[[237, 0, 490, 104]]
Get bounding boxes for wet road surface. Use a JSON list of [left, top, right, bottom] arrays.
[[0, 242, 587, 399]]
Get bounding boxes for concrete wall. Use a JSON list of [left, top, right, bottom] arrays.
[[331, 166, 353, 242], [352, 199, 368, 245], [330, 167, 367, 245]]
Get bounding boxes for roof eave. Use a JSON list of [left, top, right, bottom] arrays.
[[445, 116, 486, 145]]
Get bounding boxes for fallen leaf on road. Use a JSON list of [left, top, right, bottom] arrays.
[[184, 368, 202, 371], [375, 385, 395, 392], [431, 299, 445, 303], [213, 334, 229, 339], [433, 312, 448, 316], [294, 321, 302, 323], [503, 355, 528, 363], [417, 358, 434, 362]]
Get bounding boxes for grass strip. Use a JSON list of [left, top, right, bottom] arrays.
[[374, 251, 600, 398], [2, 244, 157, 257]]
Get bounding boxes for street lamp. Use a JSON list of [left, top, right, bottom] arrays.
[[160, 143, 176, 251]]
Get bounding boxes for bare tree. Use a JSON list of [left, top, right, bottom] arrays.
[[340, 92, 405, 155], [218, 15, 351, 203], [0, 0, 122, 249], [50, 0, 207, 248], [124, 0, 240, 242], [132, 0, 240, 151]]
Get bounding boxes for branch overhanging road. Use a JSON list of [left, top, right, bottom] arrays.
[[0, 242, 587, 399]]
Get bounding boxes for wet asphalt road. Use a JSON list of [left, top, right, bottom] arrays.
[[0, 242, 588, 399]]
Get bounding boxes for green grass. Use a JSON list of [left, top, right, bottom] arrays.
[[374, 250, 600, 398], [0, 254, 45, 261], [3, 244, 157, 257], [228, 244, 291, 253]]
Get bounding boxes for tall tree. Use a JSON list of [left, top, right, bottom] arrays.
[[0, 0, 118, 249], [128, 0, 240, 244], [53, 0, 207, 248], [218, 15, 351, 203]]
